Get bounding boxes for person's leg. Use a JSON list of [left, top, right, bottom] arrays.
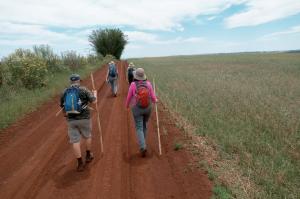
[[132, 107, 146, 150], [67, 120, 84, 171], [142, 105, 152, 139], [72, 142, 82, 158], [86, 137, 92, 151], [109, 78, 114, 94], [79, 119, 94, 163], [114, 78, 118, 95]]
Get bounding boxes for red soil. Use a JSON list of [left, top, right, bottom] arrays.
[[0, 61, 212, 199]]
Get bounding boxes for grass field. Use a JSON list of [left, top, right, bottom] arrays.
[[0, 64, 102, 130], [130, 52, 300, 199]]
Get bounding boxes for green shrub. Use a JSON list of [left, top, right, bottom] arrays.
[[212, 185, 232, 199], [33, 45, 64, 72], [103, 54, 116, 64], [89, 28, 127, 59], [4, 49, 48, 89], [174, 142, 183, 151], [0, 62, 3, 86], [61, 51, 86, 71], [87, 54, 102, 65]]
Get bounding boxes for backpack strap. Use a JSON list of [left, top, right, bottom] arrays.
[[135, 80, 148, 91]]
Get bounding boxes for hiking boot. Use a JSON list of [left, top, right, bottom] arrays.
[[140, 148, 147, 157], [85, 153, 94, 163], [77, 162, 84, 172]]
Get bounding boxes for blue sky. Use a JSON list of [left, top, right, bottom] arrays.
[[0, 0, 300, 58]]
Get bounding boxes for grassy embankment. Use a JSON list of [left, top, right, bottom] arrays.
[[0, 63, 103, 130], [130, 52, 300, 199]]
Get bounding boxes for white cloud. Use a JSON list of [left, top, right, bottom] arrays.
[[0, 0, 243, 31], [125, 31, 158, 43], [0, 22, 89, 55], [260, 25, 300, 41], [125, 31, 205, 45], [1, 0, 300, 58], [225, 0, 300, 28], [207, 16, 217, 21]]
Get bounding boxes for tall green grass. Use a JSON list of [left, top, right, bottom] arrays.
[[0, 64, 102, 130], [130, 52, 300, 199]]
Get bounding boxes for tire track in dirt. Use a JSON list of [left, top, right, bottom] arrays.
[[0, 61, 212, 199]]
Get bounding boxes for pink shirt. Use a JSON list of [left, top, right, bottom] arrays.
[[126, 80, 157, 108]]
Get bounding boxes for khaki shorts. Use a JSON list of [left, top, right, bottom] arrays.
[[67, 119, 92, 143]]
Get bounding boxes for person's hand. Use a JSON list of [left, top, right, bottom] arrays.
[[92, 90, 97, 103]]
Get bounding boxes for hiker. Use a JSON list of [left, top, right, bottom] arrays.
[[106, 61, 118, 97], [126, 68, 157, 157], [127, 62, 135, 85], [60, 74, 97, 171]]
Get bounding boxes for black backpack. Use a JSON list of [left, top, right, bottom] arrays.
[[109, 64, 117, 77], [128, 67, 134, 78]]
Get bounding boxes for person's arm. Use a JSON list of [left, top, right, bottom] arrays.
[[125, 83, 135, 108], [83, 87, 96, 104], [60, 90, 66, 108], [116, 66, 119, 78], [126, 68, 129, 81], [106, 68, 109, 82], [147, 81, 158, 103]]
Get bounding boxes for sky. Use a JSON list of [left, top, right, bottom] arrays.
[[0, 0, 300, 58]]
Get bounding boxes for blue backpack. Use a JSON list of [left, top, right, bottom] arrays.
[[109, 64, 117, 77], [64, 87, 82, 114]]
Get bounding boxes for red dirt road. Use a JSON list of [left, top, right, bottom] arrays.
[[0, 61, 212, 199]]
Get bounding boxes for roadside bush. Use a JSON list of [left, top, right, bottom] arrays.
[[87, 54, 102, 65], [89, 28, 127, 59], [0, 61, 3, 86], [4, 49, 48, 89], [33, 45, 64, 72], [103, 54, 116, 64], [61, 51, 86, 71]]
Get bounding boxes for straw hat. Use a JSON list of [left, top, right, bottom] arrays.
[[129, 62, 134, 67], [134, 68, 146, 80]]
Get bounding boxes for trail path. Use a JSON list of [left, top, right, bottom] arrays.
[[0, 61, 212, 199]]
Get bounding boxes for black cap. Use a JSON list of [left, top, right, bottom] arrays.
[[70, 74, 80, 81]]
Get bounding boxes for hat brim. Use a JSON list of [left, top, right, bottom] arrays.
[[133, 71, 146, 80]]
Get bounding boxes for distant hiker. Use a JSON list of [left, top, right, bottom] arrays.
[[60, 74, 97, 172], [126, 68, 157, 157], [106, 61, 118, 97], [127, 62, 135, 85]]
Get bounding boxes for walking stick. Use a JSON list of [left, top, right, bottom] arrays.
[[153, 78, 162, 155], [91, 73, 104, 153], [55, 108, 63, 117]]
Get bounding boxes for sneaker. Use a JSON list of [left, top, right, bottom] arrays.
[[85, 153, 94, 163], [140, 148, 147, 157], [77, 162, 84, 172]]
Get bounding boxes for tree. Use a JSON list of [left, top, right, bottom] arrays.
[[88, 28, 128, 59]]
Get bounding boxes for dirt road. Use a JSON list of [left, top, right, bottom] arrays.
[[0, 61, 212, 199]]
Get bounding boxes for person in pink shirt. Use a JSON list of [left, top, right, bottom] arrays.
[[126, 68, 157, 157]]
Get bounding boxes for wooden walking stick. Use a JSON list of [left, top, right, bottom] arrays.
[[91, 73, 104, 153], [55, 108, 63, 117], [153, 78, 162, 155]]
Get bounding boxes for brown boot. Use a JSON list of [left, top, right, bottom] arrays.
[[77, 158, 84, 172], [140, 148, 147, 157], [85, 151, 94, 163]]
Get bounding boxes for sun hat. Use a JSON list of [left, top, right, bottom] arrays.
[[129, 62, 134, 67], [134, 68, 146, 81], [70, 74, 80, 82]]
